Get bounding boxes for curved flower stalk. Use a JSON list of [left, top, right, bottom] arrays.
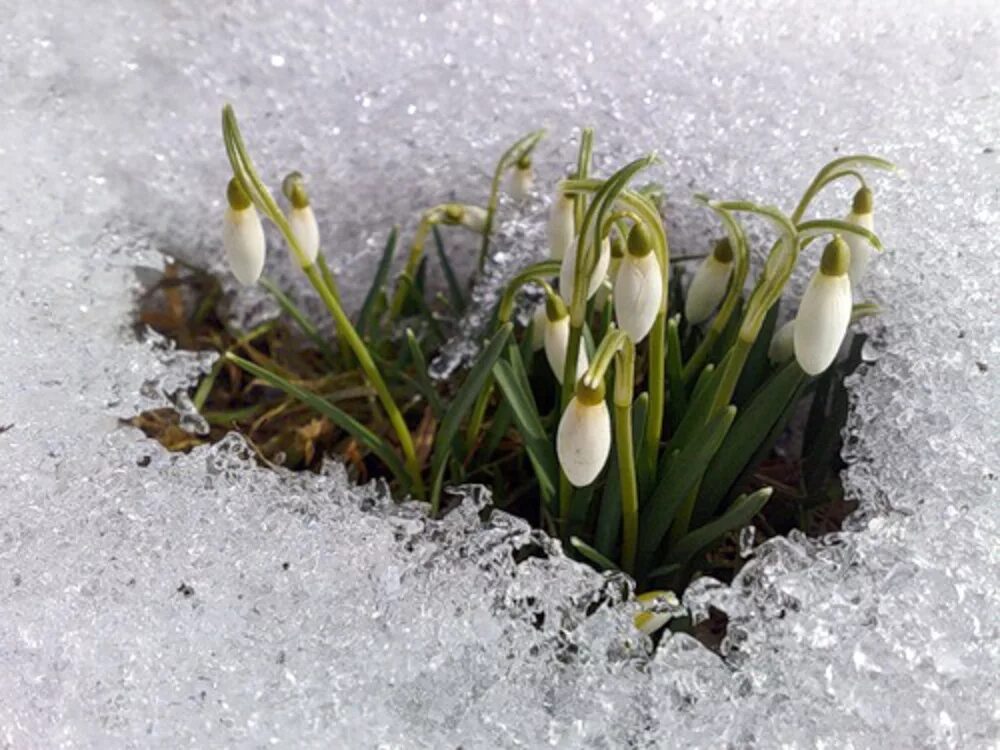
[[684, 238, 734, 325], [614, 222, 662, 342], [282, 172, 320, 267], [791, 154, 895, 224], [844, 187, 875, 285], [222, 178, 266, 286], [794, 236, 853, 375]]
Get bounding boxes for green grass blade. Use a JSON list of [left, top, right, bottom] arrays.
[[665, 487, 773, 567], [358, 227, 399, 338], [637, 405, 736, 575], [405, 329, 444, 418], [570, 536, 622, 572], [665, 316, 687, 433], [430, 323, 513, 513], [492, 358, 558, 503], [259, 276, 338, 368], [224, 353, 410, 487], [433, 226, 467, 313], [692, 359, 806, 526]]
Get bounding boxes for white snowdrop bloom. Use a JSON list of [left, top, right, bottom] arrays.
[[223, 178, 266, 286], [613, 223, 662, 343], [543, 293, 588, 384], [547, 192, 575, 260], [459, 205, 488, 233], [768, 319, 796, 364], [530, 302, 546, 352], [282, 172, 320, 267], [557, 380, 611, 487], [633, 590, 681, 636], [844, 187, 875, 285], [685, 238, 734, 325], [560, 235, 610, 302], [506, 158, 534, 201], [794, 236, 853, 375]]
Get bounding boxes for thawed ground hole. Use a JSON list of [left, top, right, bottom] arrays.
[[2, 2, 999, 748]]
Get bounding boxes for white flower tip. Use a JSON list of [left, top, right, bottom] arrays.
[[288, 204, 320, 266], [793, 271, 852, 375], [613, 252, 662, 343], [684, 253, 732, 325], [556, 398, 611, 487], [507, 163, 534, 201], [223, 206, 266, 286], [768, 320, 796, 364], [548, 193, 574, 261]]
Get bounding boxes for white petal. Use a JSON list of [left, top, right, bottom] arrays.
[[768, 320, 796, 364], [223, 206, 266, 286], [793, 272, 852, 375], [507, 167, 533, 202], [560, 236, 610, 301], [614, 252, 662, 342], [684, 255, 732, 324], [557, 398, 611, 487], [547, 194, 575, 261], [844, 210, 875, 286], [530, 303, 546, 351], [544, 316, 589, 384], [461, 206, 488, 233], [288, 205, 320, 266]]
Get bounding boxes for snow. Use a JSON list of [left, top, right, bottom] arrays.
[[1, 1, 998, 747]]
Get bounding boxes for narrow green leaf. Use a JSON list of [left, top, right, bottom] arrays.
[[666, 487, 773, 567], [492, 358, 558, 503], [645, 562, 681, 582], [399, 273, 445, 343], [260, 276, 338, 368], [224, 353, 409, 487], [694, 359, 806, 526], [637, 405, 736, 574], [570, 536, 622, 572], [358, 227, 398, 337], [430, 324, 513, 513], [433, 226, 467, 313], [405, 329, 444, 418], [665, 317, 687, 432], [667, 359, 722, 453]]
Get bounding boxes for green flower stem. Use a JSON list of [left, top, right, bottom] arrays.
[[614, 341, 639, 575], [641, 312, 666, 485], [790, 154, 895, 224], [573, 128, 594, 232], [389, 211, 438, 319]]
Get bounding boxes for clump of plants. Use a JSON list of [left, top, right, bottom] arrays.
[[139, 104, 891, 635]]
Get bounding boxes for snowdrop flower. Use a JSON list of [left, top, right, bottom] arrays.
[[560, 234, 610, 302], [222, 178, 266, 286], [557, 377, 611, 487], [282, 172, 319, 267], [844, 187, 875, 285], [530, 302, 546, 351], [547, 191, 575, 261], [794, 236, 853, 375], [768, 319, 796, 364], [613, 223, 663, 343], [685, 238, 734, 325], [543, 292, 588, 384], [506, 155, 534, 201]]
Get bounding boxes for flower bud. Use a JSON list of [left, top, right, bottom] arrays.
[[506, 155, 534, 201], [844, 187, 875, 285], [684, 239, 733, 325], [543, 293, 587, 384], [283, 173, 319, 267], [613, 224, 662, 342], [560, 235, 611, 302], [530, 302, 546, 352], [793, 236, 853, 375], [556, 379, 611, 487], [767, 319, 796, 364], [548, 192, 575, 261], [223, 178, 266, 286]]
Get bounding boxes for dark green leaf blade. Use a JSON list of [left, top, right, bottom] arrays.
[[666, 487, 773, 567], [358, 227, 399, 338]]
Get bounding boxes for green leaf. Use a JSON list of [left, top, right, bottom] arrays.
[[399, 273, 445, 343], [665, 316, 687, 433], [259, 276, 338, 368], [666, 487, 773, 567], [433, 226, 467, 313], [693, 359, 806, 526], [492, 358, 558, 503], [405, 329, 444, 418], [358, 227, 398, 338], [667, 359, 722, 453], [637, 405, 736, 574], [733, 301, 781, 407], [595, 392, 648, 558], [570, 536, 621, 572], [430, 324, 513, 513], [224, 353, 410, 487]]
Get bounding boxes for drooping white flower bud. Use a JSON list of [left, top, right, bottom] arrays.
[[506, 156, 534, 201], [223, 178, 266, 286], [613, 223, 662, 343], [283, 173, 319, 267], [844, 187, 874, 285], [557, 379, 611, 487], [794, 236, 853, 375], [768, 319, 796, 365], [684, 239, 734, 325], [547, 192, 575, 261], [560, 235, 610, 302], [460, 205, 488, 233], [530, 302, 546, 352], [543, 292, 588, 384]]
